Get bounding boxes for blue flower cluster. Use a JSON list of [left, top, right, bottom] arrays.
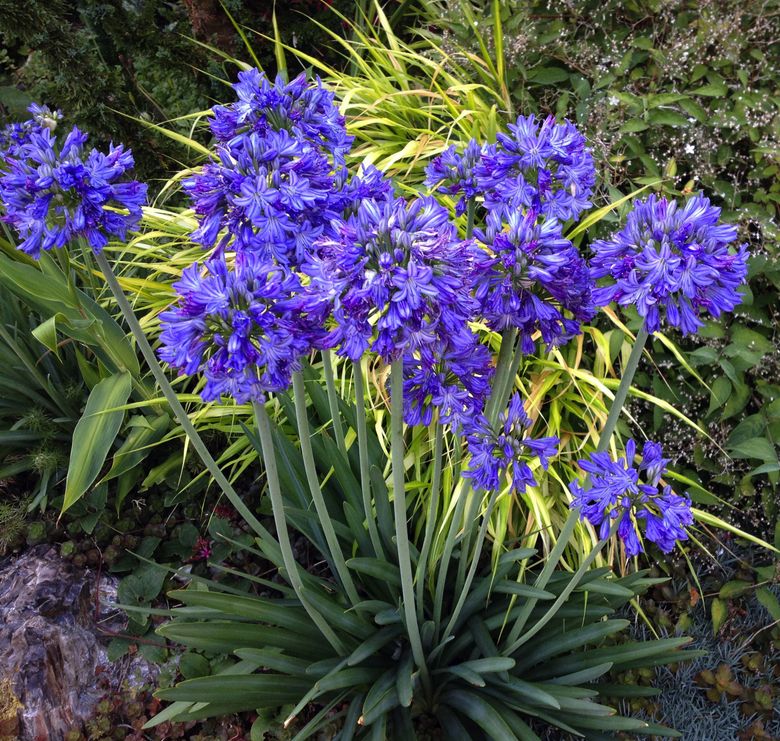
[[0, 124, 146, 257], [402, 335, 493, 429], [465, 394, 559, 494], [590, 194, 748, 335], [424, 138, 484, 216], [303, 195, 478, 362], [570, 439, 694, 556], [183, 70, 374, 266], [210, 69, 352, 166], [472, 208, 595, 352], [425, 116, 598, 354], [159, 252, 316, 403], [475, 114, 595, 222], [0, 104, 62, 159]]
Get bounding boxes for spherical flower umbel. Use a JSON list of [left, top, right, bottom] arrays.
[[158, 252, 315, 404], [475, 114, 595, 222], [465, 394, 559, 494], [0, 126, 146, 258], [183, 128, 343, 265], [472, 207, 595, 352], [425, 138, 485, 215], [590, 194, 749, 335], [302, 195, 479, 363], [569, 439, 694, 557], [184, 69, 356, 266], [210, 68, 353, 167]]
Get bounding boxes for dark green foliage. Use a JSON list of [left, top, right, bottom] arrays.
[[0, 0, 355, 183]]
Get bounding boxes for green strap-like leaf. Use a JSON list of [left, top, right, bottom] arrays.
[[62, 371, 132, 512]]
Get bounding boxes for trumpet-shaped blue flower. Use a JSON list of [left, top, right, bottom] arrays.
[[476, 114, 595, 222], [0, 125, 146, 257], [425, 138, 485, 215], [570, 439, 694, 557], [465, 394, 559, 494], [472, 207, 595, 352], [303, 196, 479, 363], [590, 194, 748, 335], [158, 252, 315, 403]]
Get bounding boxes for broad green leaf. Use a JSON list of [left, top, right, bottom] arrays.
[[441, 689, 516, 741], [719, 580, 753, 599], [63, 371, 132, 512], [155, 674, 312, 708], [711, 598, 727, 634], [756, 587, 780, 621]]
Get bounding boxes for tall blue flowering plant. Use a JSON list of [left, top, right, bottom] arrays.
[[0, 73, 751, 739]]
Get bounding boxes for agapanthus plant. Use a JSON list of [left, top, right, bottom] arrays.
[[0, 124, 146, 257], [590, 193, 748, 335], [570, 439, 694, 557], [0, 76, 738, 740]]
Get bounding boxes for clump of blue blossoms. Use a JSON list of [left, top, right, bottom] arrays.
[[570, 439, 694, 556], [303, 195, 479, 363], [466, 394, 559, 494], [183, 128, 343, 264], [424, 138, 484, 216], [472, 207, 595, 352], [475, 114, 596, 223], [209, 69, 353, 166], [158, 252, 316, 404], [590, 194, 749, 335], [402, 334, 494, 429], [0, 103, 62, 159], [183, 70, 380, 266], [0, 124, 146, 258]]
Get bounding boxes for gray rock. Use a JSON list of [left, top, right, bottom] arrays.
[[0, 545, 157, 740]]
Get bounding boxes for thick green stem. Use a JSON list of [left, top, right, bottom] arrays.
[[95, 251, 274, 544], [594, 326, 650, 454], [353, 360, 384, 559], [465, 198, 476, 239], [415, 420, 443, 614], [292, 371, 360, 606], [456, 334, 523, 591], [253, 400, 345, 653], [322, 351, 348, 458], [502, 518, 621, 656], [390, 359, 429, 685]]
